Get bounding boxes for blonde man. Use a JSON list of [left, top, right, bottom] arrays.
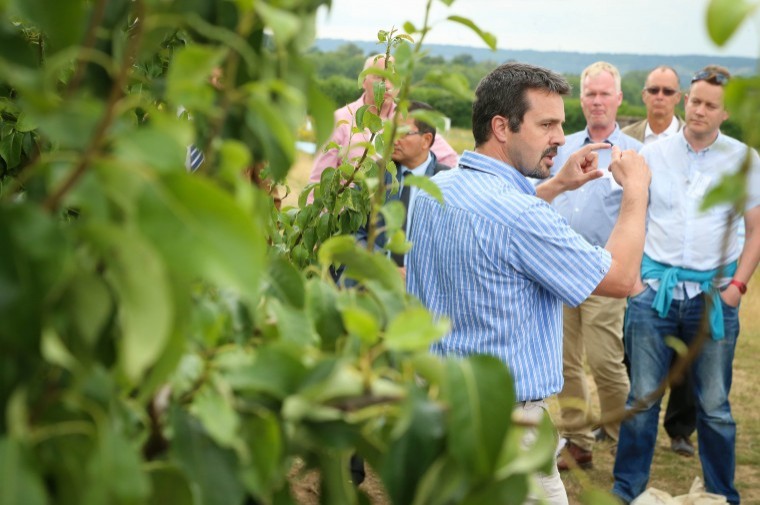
[[549, 61, 643, 470]]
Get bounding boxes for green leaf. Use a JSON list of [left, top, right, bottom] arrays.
[[380, 200, 406, 232], [341, 306, 380, 344], [497, 414, 557, 476], [137, 172, 266, 307], [404, 174, 445, 205], [0, 131, 22, 168], [319, 236, 405, 297], [190, 386, 241, 448], [84, 225, 173, 383], [239, 412, 285, 499], [297, 358, 363, 403], [308, 76, 337, 148], [11, 0, 86, 53], [267, 256, 305, 308], [166, 45, 225, 112], [460, 474, 528, 505], [306, 278, 345, 350], [255, 2, 301, 43], [0, 437, 47, 505], [246, 92, 297, 181], [30, 97, 104, 150], [379, 386, 446, 505], [444, 355, 515, 480], [701, 169, 747, 210], [170, 408, 246, 505], [268, 298, 319, 346], [706, 0, 759, 46], [63, 271, 113, 347], [446, 15, 497, 49], [385, 307, 449, 352], [83, 424, 151, 504], [40, 327, 78, 371], [114, 119, 191, 174], [147, 464, 194, 505], [362, 109, 383, 134], [403, 21, 417, 34], [218, 140, 252, 183], [224, 344, 308, 399]]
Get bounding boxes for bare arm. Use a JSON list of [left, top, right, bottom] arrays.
[[536, 142, 609, 203], [592, 148, 651, 297], [721, 206, 760, 306]]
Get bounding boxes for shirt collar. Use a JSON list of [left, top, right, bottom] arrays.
[[459, 150, 537, 196], [583, 123, 622, 146], [644, 116, 680, 141], [400, 152, 432, 176], [679, 128, 725, 154]]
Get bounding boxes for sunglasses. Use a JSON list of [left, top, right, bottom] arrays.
[[644, 86, 678, 96], [691, 70, 729, 85]]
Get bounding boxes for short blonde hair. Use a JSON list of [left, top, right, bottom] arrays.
[[580, 61, 621, 94]]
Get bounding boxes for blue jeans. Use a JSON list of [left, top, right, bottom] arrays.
[[613, 286, 740, 504]]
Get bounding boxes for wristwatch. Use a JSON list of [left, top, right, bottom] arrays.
[[729, 279, 747, 295]]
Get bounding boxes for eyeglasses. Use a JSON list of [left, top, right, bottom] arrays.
[[691, 70, 729, 85], [644, 86, 678, 96], [401, 130, 423, 138]]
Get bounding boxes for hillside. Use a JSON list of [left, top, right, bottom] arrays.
[[313, 38, 757, 82]]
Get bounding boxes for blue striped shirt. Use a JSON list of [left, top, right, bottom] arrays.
[[407, 150, 612, 401]]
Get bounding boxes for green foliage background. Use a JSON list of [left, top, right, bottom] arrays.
[[0, 0, 756, 504]]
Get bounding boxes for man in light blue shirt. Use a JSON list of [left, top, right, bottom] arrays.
[[613, 66, 760, 505], [550, 62, 643, 471], [406, 62, 651, 505]]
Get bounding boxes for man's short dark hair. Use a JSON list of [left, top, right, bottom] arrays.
[[472, 63, 570, 146], [408, 100, 437, 143]]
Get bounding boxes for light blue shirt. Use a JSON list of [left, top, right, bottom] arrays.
[[407, 151, 612, 402], [642, 130, 760, 298], [551, 125, 643, 246]]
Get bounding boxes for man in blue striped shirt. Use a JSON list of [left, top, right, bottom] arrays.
[[406, 62, 651, 504]]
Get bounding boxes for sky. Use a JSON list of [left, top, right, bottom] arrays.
[[316, 0, 760, 58]]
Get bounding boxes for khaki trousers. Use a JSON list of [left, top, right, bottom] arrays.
[[558, 295, 629, 451]]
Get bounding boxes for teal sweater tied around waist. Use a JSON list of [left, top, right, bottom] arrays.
[[640, 254, 737, 340]]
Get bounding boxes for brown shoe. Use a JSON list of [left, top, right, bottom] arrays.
[[557, 441, 593, 471]]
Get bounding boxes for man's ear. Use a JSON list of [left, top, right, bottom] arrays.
[[490, 115, 510, 143], [422, 132, 434, 149]]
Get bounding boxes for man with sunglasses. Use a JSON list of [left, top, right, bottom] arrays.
[[623, 66, 696, 459], [613, 65, 760, 505], [623, 66, 684, 145]]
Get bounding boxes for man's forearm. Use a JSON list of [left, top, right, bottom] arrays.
[[535, 177, 566, 203], [594, 185, 649, 297]]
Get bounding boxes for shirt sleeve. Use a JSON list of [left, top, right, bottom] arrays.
[[509, 201, 612, 307], [746, 147, 760, 212]]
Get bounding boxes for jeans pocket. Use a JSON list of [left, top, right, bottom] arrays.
[[628, 284, 651, 303]]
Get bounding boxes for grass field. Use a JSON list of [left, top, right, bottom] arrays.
[[285, 128, 760, 504]]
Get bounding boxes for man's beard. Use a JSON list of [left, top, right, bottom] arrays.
[[521, 147, 557, 179]]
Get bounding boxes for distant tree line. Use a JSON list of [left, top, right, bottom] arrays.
[[307, 43, 742, 138]]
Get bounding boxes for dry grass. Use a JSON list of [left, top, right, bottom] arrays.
[[284, 130, 760, 504]]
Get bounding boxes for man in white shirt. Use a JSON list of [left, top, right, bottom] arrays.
[[623, 66, 696, 458], [613, 65, 760, 505]]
